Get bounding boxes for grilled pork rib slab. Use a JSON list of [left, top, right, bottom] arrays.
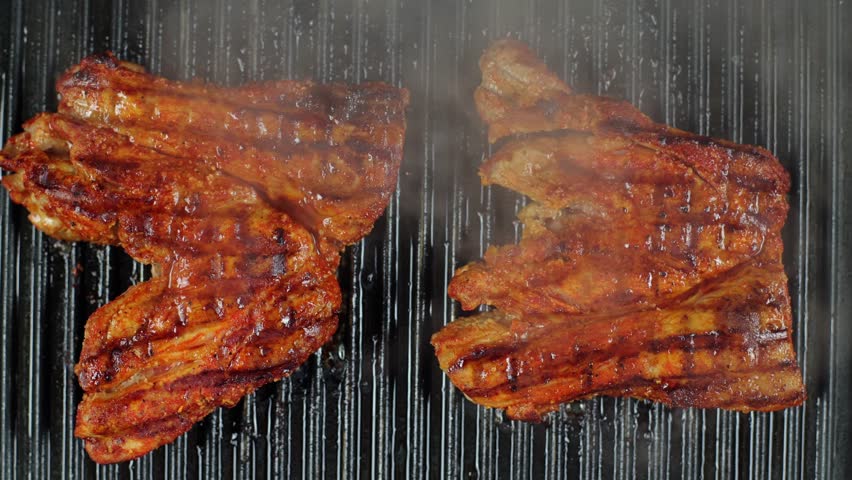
[[434, 40, 803, 420], [0, 52, 408, 463]]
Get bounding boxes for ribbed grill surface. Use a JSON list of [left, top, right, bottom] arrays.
[[0, 0, 850, 478]]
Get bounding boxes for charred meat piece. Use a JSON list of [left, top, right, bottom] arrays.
[[0, 52, 408, 463], [434, 40, 803, 419]]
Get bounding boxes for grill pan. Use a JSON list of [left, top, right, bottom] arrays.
[[1, 0, 850, 478]]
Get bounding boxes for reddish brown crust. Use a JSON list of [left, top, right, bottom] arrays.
[[436, 39, 804, 420], [0, 52, 407, 463]]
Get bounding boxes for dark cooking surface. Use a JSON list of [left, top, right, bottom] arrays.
[[0, 0, 850, 478]]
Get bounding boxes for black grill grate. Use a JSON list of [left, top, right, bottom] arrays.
[[1, 0, 850, 478]]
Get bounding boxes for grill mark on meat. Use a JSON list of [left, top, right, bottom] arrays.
[[76, 275, 321, 376], [447, 343, 517, 374], [58, 79, 404, 158], [464, 360, 801, 407], [49, 112, 398, 247], [489, 129, 784, 199], [457, 328, 791, 399]]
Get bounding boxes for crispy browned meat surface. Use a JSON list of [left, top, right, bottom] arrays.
[[0, 52, 408, 463], [434, 39, 803, 420]]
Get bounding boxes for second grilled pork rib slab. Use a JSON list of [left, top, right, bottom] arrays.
[[0, 52, 408, 463], [434, 40, 803, 419]]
